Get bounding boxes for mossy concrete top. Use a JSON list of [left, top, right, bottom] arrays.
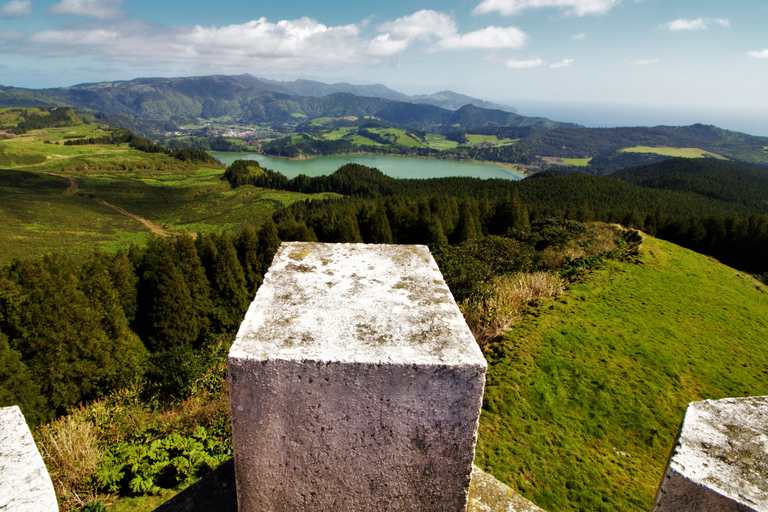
[[231, 242, 486, 368], [656, 396, 768, 510]]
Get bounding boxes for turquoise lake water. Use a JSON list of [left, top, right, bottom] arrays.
[[208, 153, 524, 181]]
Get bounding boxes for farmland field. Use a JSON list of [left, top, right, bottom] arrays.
[[620, 146, 727, 159], [0, 124, 335, 265]]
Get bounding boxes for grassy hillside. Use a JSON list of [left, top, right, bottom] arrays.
[[0, 116, 336, 265], [475, 235, 768, 512]]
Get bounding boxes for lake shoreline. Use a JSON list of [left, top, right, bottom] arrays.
[[208, 151, 527, 181]]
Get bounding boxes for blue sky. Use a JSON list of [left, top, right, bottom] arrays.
[[1, 0, 767, 134]]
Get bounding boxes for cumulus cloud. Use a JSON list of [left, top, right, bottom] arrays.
[[13, 9, 533, 71], [1, 0, 32, 18], [748, 49, 768, 59], [664, 17, 730, 31], [550, 58, 574, 68], [48, 0, 126, 19], [375, 10, 528, 53], [506, 57, 545, 68], [27, 18, 371, 68], [433, 26, 528, 51], [377, 10, 456, 43], [505, 57, 573, 69], [474, 0, 620, 17]]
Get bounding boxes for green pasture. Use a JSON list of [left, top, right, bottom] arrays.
[[425, 133, 459, 150], [620, 146, 728, 160], [475, 235, 768, 512], [0, 168, 152, 265], [465, 134, 516, 146], [0, 125, 334, 263], [562, 158, 592, 167], [0, 107, 43, 128]]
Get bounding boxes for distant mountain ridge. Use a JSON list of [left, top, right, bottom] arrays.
[[0, 75, 547, 133], [230, 74, 518, 113]]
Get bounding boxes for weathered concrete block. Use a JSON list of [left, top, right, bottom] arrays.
[[228, 242, 487, 512], [652, 396, 768, 512], [0, 406, 58, 511], [468, 465, 546, 512]]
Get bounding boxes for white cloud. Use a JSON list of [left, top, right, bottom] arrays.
[[433, 26, 528, 51], [748, 49, 768, 59], [665, 17, 730, 31], [24, 18, 373, 69], [48, 0, 126, 19], [474, 0, 620, 17], [550, 58, 574, 68], [633, 58, 659, 65], [571, 33, 587, 41], [506, 57, 545, 68], [1, 0, 31, 18], [377, 10, 456, 43], [13, 9, 536, 71]]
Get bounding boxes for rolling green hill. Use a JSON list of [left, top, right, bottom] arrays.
[[0, 113, 336, 265], [475, 234, 768, 512]]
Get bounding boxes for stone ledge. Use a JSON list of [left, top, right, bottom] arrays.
[[228, 242, 487, 511], [0, 405, 58, 512], [653, 396, 768, 512]]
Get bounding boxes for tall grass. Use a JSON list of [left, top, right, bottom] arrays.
[[461, 271, 564, 349], [38, 413, 103, 509]]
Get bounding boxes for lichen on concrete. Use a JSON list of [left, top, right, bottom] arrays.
[[653, 396, 768, 512], [231, 242, 485, 366], [0, 406, 58, 512], [228, 242, 487, 512], [467, 465, 546, 512]]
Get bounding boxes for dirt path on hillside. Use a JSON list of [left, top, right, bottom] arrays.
[[36, 171, 79, 195], [92, 198, 171, 237], [62, 176, 78, 195]]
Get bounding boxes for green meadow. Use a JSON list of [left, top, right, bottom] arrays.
[[475, 235, 768, 512], [0, 125, 335, 265], [620, 146, 728, 159]]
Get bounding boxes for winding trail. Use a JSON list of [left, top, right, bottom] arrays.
[[92, 198, 171, 237], [62, 176, 78, 195], [35, 169, 173, 237]]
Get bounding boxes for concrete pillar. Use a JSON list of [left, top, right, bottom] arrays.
[[652, 396, 768, 512], [228, 242, 487, 512], [0, 406, 58, 511]]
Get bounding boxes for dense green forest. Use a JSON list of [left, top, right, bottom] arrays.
[[224, 158, 768, 273], [5, 154, 768, 423]]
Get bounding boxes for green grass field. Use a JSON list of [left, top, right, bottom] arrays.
[[475, 235, 768, 512], [562, 158, 592, 167], [0, 124, 334, 264], [620, 146, 728, 159]]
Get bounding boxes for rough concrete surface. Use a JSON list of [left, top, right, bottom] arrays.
[[152, 461, 545, 512], [228, 243, 487, 512], [0, 406, 58, 511], [467, 465, 546, 512], [653, 396, 768, 512]]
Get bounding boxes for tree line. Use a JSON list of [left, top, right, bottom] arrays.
[[4, 156, 768, 423], [226, 159, 768, 273]]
